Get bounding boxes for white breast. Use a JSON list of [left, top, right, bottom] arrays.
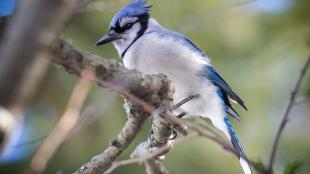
[[122, 32, 226, 124]]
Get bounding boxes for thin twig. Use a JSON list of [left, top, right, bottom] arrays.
[[73, 100, 150, 174], [103, 102, 266, 174], [104, 133, 198, 174], [144, 159, 170, 174], [11, 106, 97, 150], [121, 94, 199, 173], [104, 112, 267, 174], [64, 106, 97, 141], [267, 54, 310, 173], [26, 70, 94, 174]]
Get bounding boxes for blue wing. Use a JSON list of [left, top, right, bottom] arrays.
[[147, 28, 247, 114], [202, 66, 247, 120], [216, 88, 241, 120], [203, 66, 247, 110]]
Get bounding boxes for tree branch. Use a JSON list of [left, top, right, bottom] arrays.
[[73, 100, 149, 174], [130, 108, 174, 173], [267, 54, 310, 173], [49, 41, 175, 174], [50, 40, 174, 106], [104, 133, 198, 174]]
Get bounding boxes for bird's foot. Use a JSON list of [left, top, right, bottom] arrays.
[[150, 94, 199, 140], [172, 94, 200, 110], [176, 112, 187, 118]]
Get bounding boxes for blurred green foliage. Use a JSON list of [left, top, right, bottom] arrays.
[[284, 159, 303, 174], [1, 0, 310, 174]]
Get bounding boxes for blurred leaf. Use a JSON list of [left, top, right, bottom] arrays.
[[284, 159, 303, 174]]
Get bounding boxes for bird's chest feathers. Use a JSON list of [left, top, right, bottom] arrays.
[[122, 34, 221, 117], [123, 34, 207, 73]]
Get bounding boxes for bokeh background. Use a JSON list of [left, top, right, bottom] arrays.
[[0, 0, 309, 173]]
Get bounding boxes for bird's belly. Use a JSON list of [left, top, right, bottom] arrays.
[[123, 37, 225, 119], [172, 79, 224, 118]]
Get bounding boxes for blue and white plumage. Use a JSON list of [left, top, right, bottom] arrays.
[[96, 1, 251, 173]]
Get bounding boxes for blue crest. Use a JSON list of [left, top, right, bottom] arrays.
[[110, 0, 151, 28]]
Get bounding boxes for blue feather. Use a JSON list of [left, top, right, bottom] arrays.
[[216, 88, 240, 120], [110, 0, 151, 28], [146, 29, 207, 58], [224, 117, 246, 158], [202, 66, 247, 110]]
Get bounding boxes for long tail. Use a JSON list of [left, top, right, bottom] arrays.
[[224, 117, 252, 174]]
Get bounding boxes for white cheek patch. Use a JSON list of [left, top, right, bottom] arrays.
[[113, 23, 142, 56], [126, 23, 141, 34], [120, 16, 138, 28], [122, 23, 141, 41]]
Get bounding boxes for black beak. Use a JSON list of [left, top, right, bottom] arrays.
[[96, 33, 120, 46]]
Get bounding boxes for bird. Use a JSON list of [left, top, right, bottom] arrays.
[[96, 0, 251, 174]]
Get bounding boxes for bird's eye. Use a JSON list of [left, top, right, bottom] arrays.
[[123, 23, 134, 30]]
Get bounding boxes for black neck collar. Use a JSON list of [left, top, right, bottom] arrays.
[[121, 14, 149, 58]]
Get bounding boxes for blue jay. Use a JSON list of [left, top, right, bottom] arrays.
[[96, 1, 251, 173]]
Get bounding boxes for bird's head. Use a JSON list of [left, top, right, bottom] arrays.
[[96, 0, 151, 47]]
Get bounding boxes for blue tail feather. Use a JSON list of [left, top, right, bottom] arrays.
[[224, 117, 246, 158], [217, 88, 251, 173], [224, 117, 252, 174]]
